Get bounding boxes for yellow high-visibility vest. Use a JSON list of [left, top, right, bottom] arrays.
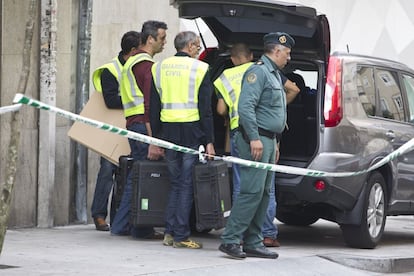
[[92, 57, 123, 93], [214, 62, 253, 130], [152, 56, 209, 122], [120, 53, 153, 117]]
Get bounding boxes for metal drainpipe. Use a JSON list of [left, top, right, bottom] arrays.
[[74, 0, 92, 223]]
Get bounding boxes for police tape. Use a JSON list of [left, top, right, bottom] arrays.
[[12, 93, 414, 178], [0, 103, 22, 115]]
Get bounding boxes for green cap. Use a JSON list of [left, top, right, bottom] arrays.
[[263, 32, 295, 49]]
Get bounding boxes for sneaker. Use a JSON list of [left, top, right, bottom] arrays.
[[173, 239, 203, 249], [163, 234, 173, 246]]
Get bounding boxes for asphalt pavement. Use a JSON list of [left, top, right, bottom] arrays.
[[1, 217, 414, 275]]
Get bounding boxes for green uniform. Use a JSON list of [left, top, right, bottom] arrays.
[[221, 54, 286, 249]]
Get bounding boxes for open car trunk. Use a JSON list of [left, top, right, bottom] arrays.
[[170, 0, 330, 61], [171, 0, 330, 167], [278, 59, 322, 174]]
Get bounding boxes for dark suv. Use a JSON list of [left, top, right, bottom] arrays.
[[170, 0, 414, 249]]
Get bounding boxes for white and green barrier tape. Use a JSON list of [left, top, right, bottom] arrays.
[[0, 103, 21, 115], [11, 93, 414, 178]]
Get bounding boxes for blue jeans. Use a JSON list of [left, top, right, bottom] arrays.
[[110, 122, 154, 238], [164, 148, 198, 242], [231, 131, 278, 239], [230, 130, 241, 203], [91, 157, 117, 219], [262, 175, 278, 239]]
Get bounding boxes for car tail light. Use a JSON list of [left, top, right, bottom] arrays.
[[314, 180, 326, 191], [198, 47, 217, 62], [324, 56, 343, 127]]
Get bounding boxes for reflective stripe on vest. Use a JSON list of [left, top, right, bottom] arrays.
[[213, 62, 253, 130], [152, 56, 208, 123], [120, 53, 153, 117], [92, 57, 123, 93]]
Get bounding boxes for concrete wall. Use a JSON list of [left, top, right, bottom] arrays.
[[53, 0, 78, 227], [1, 0, 40, 227], [287, 0, 414, 69], [0, 0, 79, 228]]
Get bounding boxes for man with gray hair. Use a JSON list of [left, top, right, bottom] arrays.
[[149, 31, 216, 249]]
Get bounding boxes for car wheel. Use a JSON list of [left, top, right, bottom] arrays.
[[276, 211, 319, 226], [340, 171, 387, 249]]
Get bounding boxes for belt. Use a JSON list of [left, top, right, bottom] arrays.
[[239, 124, 278, 143], [230, 127, 239, 134], [126, 114, 146, 125], [258, 127, 277, 139]]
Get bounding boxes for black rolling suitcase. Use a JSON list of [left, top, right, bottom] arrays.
[[110, 155, 134, 225], [130, 160, 170, 227], [192, 160, 232, 232]]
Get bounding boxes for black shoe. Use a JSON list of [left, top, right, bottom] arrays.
[[219, 243, 246, 259], [243, 246, 279, 259], [133, 231, 164, 240]]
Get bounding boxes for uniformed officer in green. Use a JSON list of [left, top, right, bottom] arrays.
[[214, 43, 253, 203], [219, 32, 295, 259]]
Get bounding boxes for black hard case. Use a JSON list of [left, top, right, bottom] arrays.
[[130, 160, 170, 227], [192, 161, 232, 232], [110, 155, 134, 225]]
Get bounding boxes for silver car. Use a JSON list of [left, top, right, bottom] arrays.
[[171, 0, 414, 248]]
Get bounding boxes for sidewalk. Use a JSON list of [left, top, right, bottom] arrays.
[[1, 217, 414, 275]]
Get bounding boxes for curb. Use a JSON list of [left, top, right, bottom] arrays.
[[320, 253, 414, 273]]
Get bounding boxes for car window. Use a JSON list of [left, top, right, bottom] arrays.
[[401, 74, 414, 123], [356, 66, 376, 116], [294, 69, 318, 91], [375, 68, 405, 122]]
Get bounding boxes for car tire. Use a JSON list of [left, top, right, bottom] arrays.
[[340, 171, 387, 249], [276, 211, 319, 226]]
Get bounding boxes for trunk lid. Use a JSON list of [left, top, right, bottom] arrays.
[[170, 0, 330, 63]]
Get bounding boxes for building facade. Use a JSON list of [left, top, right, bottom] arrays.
[[1, 0, 414, 228], [0, 0, 179, 228]]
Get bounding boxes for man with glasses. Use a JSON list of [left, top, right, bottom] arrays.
[[149, 31, 215, 249]]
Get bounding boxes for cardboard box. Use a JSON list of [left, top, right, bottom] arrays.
[[67, 92, 130, 165]]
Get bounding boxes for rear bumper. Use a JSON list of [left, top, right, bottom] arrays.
[[276, 174, 364, 212]]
